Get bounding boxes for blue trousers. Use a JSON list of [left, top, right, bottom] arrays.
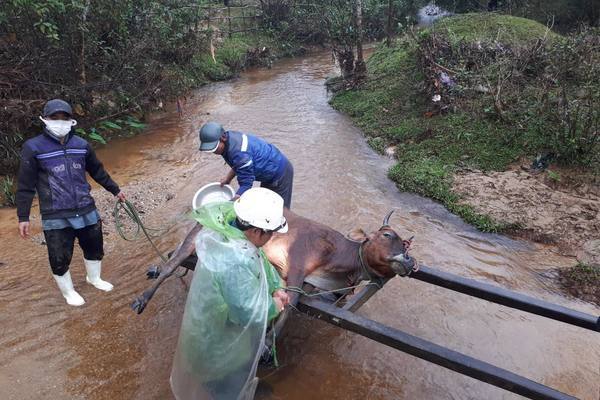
[[261, 160, 294, 209]]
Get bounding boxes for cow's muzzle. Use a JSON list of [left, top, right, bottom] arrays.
[[390, 254, 417, 277]]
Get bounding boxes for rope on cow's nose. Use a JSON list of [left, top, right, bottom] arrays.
[[284, 281, 381, 297]]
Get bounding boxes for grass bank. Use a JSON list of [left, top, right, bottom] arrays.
[[330, 13, 599, 233], [559, 263, 600, 306]]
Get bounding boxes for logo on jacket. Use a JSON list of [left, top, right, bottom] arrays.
[[72, 162, 82, 169], [52, 164, 66, 173]]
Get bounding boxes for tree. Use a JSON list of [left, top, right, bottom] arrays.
[[354, 0, 367, 81]]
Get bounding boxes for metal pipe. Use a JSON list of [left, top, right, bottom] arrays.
[[342, 277, 390, 311], [298, 297, 577, 400], [410, 265, 599, 332], [167, 255, 600, 332]]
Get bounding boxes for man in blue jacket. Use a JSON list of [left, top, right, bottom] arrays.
[[198, 121, 294, 208], [16, 99, 125, 306]]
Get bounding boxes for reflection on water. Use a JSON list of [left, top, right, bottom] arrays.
[[0, 49, 598, 400]]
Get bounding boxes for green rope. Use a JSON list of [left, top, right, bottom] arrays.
[[113, 199, 168, 262], [284, 281, 381, 297], [270, 323, 279, 368]]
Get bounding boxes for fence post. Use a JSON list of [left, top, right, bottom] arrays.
[[206, 4, 211, 30], [228, 6, 232, 37], [242, 6, 246, 33]]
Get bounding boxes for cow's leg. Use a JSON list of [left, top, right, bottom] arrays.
[[285, 262, 305, 306], [131, 223, 202, 314]]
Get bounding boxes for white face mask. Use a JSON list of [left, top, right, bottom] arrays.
[[40, 116, 77, 138]]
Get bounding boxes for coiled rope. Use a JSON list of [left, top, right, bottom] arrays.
[[113, 199, 168, 262]]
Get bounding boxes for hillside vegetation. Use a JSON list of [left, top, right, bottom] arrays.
[[0, 1, 300, 179], [331, 13, 599, 232]]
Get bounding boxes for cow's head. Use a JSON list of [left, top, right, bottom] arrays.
[[349, 210, 416, 278]]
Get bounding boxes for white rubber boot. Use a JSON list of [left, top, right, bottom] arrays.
[[84, 259, 114, 292], [53, 271, 85, 306]]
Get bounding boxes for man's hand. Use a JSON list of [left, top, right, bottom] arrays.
[[273, 297, 284, 313], [116, 192, 126, 202], [220, 168, 236, 187], [219, 177, 231, 187], [273, 289, 290, 312], [18, 221, 30, 239]]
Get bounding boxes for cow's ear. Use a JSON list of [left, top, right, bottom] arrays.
[[347, 228, 368, 242]]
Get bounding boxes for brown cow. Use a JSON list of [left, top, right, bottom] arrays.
[[265, 209, 415, 296], [131, 209, 416, 314]]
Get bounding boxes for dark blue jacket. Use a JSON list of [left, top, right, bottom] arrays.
[[222, 131, 289, 196], [16, 130, 120, 222]]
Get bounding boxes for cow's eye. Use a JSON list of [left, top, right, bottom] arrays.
[[383, 232, 393, 238]]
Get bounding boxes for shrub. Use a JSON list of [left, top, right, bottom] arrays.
[[1, 176, 16, 207]]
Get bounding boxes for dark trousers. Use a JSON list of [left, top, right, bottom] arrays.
[[43, 221, 104, 276], [262, 160, 294, 209]]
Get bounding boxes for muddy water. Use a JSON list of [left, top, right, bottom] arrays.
[[1, 50, 599, 400]]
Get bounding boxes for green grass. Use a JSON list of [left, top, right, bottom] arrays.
[[1, 176, 16, 207], [564, 262, 600, 285], [189, 33, 304, 82], [560, 262, 600, 306], [330, 13, 564, 232], [430, 13, 560, 45]]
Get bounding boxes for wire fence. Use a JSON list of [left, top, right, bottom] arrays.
[[193, 3, 263, 36]]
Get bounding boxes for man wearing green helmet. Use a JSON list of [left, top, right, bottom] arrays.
[[198, 121, 294, 208]]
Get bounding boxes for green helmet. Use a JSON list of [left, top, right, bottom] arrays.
[[198, 121, 225, 152]]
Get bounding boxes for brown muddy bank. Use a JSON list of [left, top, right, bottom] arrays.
[[452, 163, 600, 304]]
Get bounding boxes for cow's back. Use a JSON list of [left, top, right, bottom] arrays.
[[264, 210, 347, 279]]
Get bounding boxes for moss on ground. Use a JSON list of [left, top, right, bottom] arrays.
[[187, 33, 304, 84], [330, 13, 586, 233], [559, 263, 600, 306], [162, 33, 305, 89], [431, 13, 560, 45]]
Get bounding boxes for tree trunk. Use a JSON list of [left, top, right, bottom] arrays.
[[386, 0, 394, 47], [335, 47, 355, 80], [79, 0, 91, 85], [354, 0, 367, 81]]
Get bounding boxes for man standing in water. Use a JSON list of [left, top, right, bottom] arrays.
[[171, 187, 289, 400], [16, 99, 125, 306], [198, 121, 294, 208]]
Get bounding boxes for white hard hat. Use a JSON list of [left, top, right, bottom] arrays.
[[233, 188, 288, 233]]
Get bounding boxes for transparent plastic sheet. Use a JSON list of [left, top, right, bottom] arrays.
[[170, 202, 280, 400]]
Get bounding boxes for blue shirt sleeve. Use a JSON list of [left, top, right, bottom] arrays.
[[16, 143, 38, 222], [231, 152, 255, 196]]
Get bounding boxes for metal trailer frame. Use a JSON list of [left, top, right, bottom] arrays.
[[294, 265, 599, 400], [161, 258, 599, 400]]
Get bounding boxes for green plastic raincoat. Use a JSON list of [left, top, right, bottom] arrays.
[[170, 202, 283, 400]]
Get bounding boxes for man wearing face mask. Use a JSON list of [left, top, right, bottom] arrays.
[[16, 99, 126, 306]]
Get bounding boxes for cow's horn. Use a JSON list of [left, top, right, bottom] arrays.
[[382, 210, 394, 226]]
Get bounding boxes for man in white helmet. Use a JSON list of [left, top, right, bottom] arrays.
[[170, 187, 289, 400]]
